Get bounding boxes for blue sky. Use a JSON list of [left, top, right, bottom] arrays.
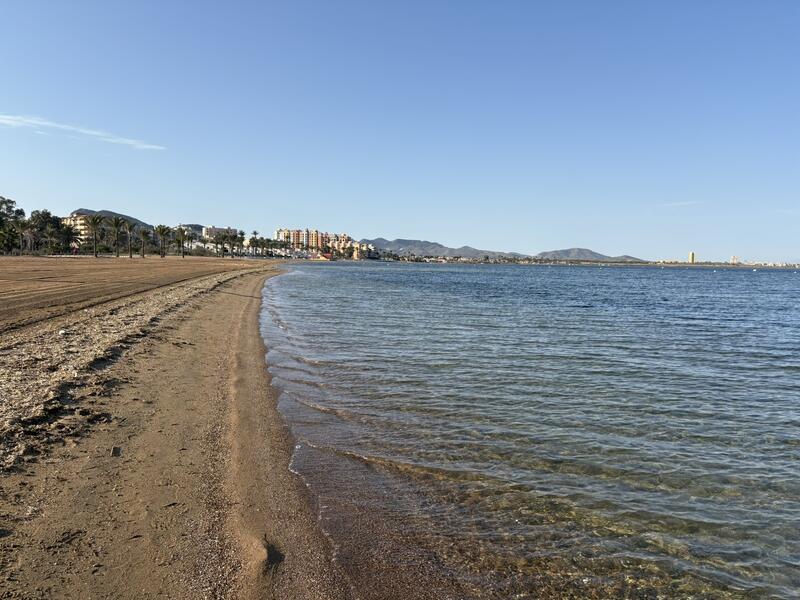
[[1, 1, 798, 261]]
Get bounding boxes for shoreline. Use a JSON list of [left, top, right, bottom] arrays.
[[0, 260, 352, 598], [221, 269, 353, 599]]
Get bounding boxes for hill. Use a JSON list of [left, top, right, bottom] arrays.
[[535, 248, 643, 262], [363, 239, 643, 262], [71, 208, 153, 229], [362, 238, 527, 259]]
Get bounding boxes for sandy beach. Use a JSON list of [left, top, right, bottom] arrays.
[[0, 257, 352, 599]]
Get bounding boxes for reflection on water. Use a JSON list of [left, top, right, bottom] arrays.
[[261, 263, 800, 598]]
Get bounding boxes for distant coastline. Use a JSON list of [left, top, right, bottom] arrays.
[[373, 256, 800, 270], [3, 198, 796, 268]]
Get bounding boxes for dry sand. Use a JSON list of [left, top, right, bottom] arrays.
[[0, 256, 262, 332], [0, 257, 353, 599]]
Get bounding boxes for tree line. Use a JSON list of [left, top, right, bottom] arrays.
[[0, 197, 80, 255], [0, 197, 291, 258]]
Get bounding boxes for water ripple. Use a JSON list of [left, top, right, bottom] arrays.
[[261, 263, 800, 598]]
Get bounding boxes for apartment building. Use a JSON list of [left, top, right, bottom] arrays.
[[273, 227, 375, 258], [202, 226, 238, 239], [275, 228, 338, 250], [61, 211, 93, 242]]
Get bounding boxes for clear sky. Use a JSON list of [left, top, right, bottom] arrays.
[[1, 1, 798, 262]]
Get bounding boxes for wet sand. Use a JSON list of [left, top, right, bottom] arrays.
[[0, 257, 352, 598]]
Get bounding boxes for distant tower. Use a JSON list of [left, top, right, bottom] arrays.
[[730, 255, 739, 265], [688, 251, 696, 264]]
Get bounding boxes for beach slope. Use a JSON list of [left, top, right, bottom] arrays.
[[0, 258, 351, 599]]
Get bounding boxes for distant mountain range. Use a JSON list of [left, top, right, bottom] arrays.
[[361, 238, 527, 259], [362, 238, 643, 262]]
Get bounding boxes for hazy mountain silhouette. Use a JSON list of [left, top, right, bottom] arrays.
[[364, 238, 642, 262], [535, 248, 643, 262], [362, 238, 526, 259]]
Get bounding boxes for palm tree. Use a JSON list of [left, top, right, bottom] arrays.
[[187, 231, 197, 253], [12, 220, 32, 253], [61, 224, 80, 254], [10, 218, 28, 254], [174, 227, 187, 258], [23, 223, 36, 253], [109, 216, 126, 258], [154, 225, 171, 258], [138, 228, 150, 258], [43, 224, 58, 254], [125, 221, 136, 258], [250, 230, 259, 257], [236, 230, 245, 258], [86, 214, 106, 258]]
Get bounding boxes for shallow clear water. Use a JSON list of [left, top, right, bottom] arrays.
[[261, 263, 800, 598]]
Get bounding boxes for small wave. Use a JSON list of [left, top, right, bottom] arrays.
[[298, 438, 496, 485]]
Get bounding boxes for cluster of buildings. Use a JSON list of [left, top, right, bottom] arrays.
[[273, 228, 375, 259], [653, 251, 797, 268], [62, 210, 243, 244], [60, 211, 376, 260]]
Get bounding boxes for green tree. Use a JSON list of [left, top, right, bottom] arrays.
[[27, 210, 54, 250], [0, 197, 26, 253]]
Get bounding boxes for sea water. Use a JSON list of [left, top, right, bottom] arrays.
[[261, 262, 800, 598]]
